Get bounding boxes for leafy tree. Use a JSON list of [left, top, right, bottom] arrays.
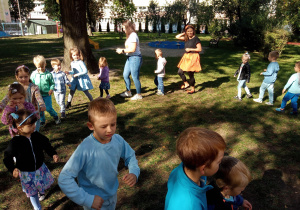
[[9, 0, 34, 21], [164, 0, 188, 32], [44, 0, 60, 20], [147, 0, 159, 33], [189, 1, 214, 27]]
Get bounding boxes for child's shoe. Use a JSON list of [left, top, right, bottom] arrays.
[[290, 111, 298, 115], [233, 96, 242, 101], [54, 117, 61, 124], [61, 112, 66, 119], [131, 94, 143, 100], [38, 193, 45, 201], [246, 94, 253, 98], [265, 102, 273, 106], [66, 102, 71, 109], [253, 98, 262, 103], [106, 95, 111, 99], [275, 108, 285, 113], [157, 90, 164, 95]]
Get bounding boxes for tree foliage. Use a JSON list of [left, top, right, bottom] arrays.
[[110, 0, 136, 31], [164, 0, 188, 25], [44, 0, 60, 20], [9, 0, 35, 21]]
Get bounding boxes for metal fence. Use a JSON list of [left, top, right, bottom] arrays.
[[1, 23, 27, 35]]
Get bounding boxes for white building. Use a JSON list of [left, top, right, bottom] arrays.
[[28, 1, 48, 20]]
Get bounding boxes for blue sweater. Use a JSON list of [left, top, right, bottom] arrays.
[[165, 162, 213, 210], [69, 60, 93, 91], [58, 133, 140, 208], [284, 73, 300, 94], [262, 62, 280, 84]]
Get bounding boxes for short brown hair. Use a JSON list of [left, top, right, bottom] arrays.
[[269, 51, 279, 60], [33, 55, 46, 68], [8, 83, 26, 98], [51, 59, 61, 67], [99, 57, 108, 68], [123, 20, 136, 39], [295, 61, 300, 69], [69, 47, 84, 61], [176, 127, 226, 170], [88, 98, 117, 124], [215, 156, 251, 189]]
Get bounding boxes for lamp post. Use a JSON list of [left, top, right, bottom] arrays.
[[17, 0, 24, 36]]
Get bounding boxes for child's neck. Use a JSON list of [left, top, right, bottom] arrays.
[[38, 68, 46, 73], [183, 166, 202, 186]]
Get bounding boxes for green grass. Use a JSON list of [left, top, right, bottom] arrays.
[[0, 33, 300, 209]]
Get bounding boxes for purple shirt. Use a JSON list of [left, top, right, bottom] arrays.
[[98, 66, 109, 83]]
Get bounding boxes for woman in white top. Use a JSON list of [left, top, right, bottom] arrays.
[[116, 20, 143, 100]]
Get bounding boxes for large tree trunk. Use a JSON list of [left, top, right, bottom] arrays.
[[59, 0, 98, 74]]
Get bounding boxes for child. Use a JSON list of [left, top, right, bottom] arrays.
[[30, 55, 61, 125], [206, 156, 252, 210], [65, 47, 93, 109], [58, 98, 140, 210], [97, 57, 111, 99], [233, 53, 252, 101], [0, 65, 46, 131], [165, 127, 226, 210], [1, 83, 37, 137], [276, 61, 300, 115], [253, 51, 280, 105], [154, 49, 167, 96], [3, 109, 59, 209], [51, 59, 71, 119]]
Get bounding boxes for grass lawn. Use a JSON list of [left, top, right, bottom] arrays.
[[0, 32, 300, 209]]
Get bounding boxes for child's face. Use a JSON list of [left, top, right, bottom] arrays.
[[18, 123, 36, 136], [203, 150, 224, 177], [16, 71, 30, 85], [53, 64, 61, 71], [87, 114, 117, 144], [294, 65, 300, 73], [72, 52, 80, 61], [226, 185, 246, 197], [186, 28, 194, 38], [10, 93, 25, 106], [242, 57, 248, 64]]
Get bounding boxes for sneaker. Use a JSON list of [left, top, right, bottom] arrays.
[[253, 98, 262, 103], [275, 108, 285, 112], [61, 112, 66, 119], [120, 91, 132, 98], [38, 193, 45, 201], [106, 95, 111, 99], [66, 102, 71, 109], [233, 96, 242, 101], [55, 118, 61, 124], [246, 94, 253, 98], [265, 102, 273, 106], [131, 94, 143, 100], [290, 111, 298, 115], [157, 91, 164, 96]]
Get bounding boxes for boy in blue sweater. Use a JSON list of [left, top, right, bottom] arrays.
[[58, 98, 140, 210], [253, 51, 280, 105], [165, 127, 226, 210]]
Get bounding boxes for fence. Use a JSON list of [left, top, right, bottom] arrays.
[[1, 23, 26, 35]]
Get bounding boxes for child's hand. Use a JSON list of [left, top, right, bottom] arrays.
[[282, 89, 286, 94], [185, 48, 191, 52], [17, 103, 24, 110], [260, 72, 264, 75], [48, 90, 53, 95], [122, 173, 137, 187], [53, 155, 59, 163], [40, 107, 46, 112], [8, 101, 16, 108], [264, 69, 267, 71], [91, 195, 104, 210], [242, 199, 252, 210], [13, 168, 19, 178], [67, 84, 71, 87]]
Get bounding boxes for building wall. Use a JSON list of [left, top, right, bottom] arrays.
[[28, 1, 48, 20], [0, 0, 11, 22]]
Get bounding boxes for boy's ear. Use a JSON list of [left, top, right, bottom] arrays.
[[198, 165, 206, 175], [86, 122, 94, 131]]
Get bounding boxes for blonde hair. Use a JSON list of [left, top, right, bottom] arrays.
[[155, 49, 163, 59], [69, 47, 84, 61], [215, 156, 251, 189], [33, 55, 46, 68], [51, 58, 61, 67], [176, 127, 226, 170], [242, 53, 250, 61], [99, 57, 108, 68], [88, 98, 117, 124], [269, 51, 279, 60]]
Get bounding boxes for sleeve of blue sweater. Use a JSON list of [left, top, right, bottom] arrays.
[[76, 61, 88, 76], [121, 138, 140, 179], [284, 74, 297, 90]]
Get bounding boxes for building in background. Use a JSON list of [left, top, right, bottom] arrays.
[[28, 0, 48, 20], [0, 0, 12, 22]]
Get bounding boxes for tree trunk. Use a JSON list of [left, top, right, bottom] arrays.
[[59, 0, 98, 74]]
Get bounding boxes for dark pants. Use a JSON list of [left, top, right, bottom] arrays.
[[178, 69, 195, 86]]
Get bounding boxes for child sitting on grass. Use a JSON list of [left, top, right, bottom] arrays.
[[206, 156, 252, 210], [58, 98, 140, 210], [165, 127, 226, 210], [276, 61, 300, 115]]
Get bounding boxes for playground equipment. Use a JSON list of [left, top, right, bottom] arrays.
[[89, 38, 100, 49]]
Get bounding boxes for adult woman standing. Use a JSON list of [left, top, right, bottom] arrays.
[[116, 20, 143, 100], [176, 25, 202, 94]]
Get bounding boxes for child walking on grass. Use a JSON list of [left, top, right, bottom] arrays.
[[97, 57, 111, 99], [65, 47, 93, 109], [51, 59, 71, 119], [276, 61, 300, 115], [1, 83, 38, 137], [233, 52, 252, 101], [3, 109, 59, 209], [207, 156, 252, 210], [30, 55, 61, 126], [165, 127, 226, 210], [253, 51, 280, 105], [154, 49, 167, 96], [0, 65, 46, 131], [58, 98, 140, 210]]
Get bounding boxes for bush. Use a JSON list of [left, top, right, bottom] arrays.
[[208, 19, 226, 38]]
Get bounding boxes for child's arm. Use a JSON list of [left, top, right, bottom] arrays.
[[98, 67, 108, 80], [33, 85, 46, 112], [63, 72, 72, 87], [242, 199, 252, 210], [1, 106, 15, 125], [234, 67, 240, 77], [0, 94, 9, 113], [38, 132, 57, 158], [282, 74, 297, 94], [245, 63, 251, 83], [74, 61, 88, 77], [3, 140, 17, 174], [48, 73, 55, 95]]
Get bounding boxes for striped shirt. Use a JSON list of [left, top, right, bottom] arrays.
[[51, 70, 70, 93]]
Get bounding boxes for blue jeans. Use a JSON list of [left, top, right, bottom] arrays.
[[280, 92, 300, 112], [123, 55, 142, 94], [154, 76, 164, 94], [259, 82, 274, 103], [29, 194, 41, 210], [40, 95, 58, 123], [237, 80, 250, 98]]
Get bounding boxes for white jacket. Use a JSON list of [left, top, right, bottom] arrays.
[[155, 57, 167, 77]]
